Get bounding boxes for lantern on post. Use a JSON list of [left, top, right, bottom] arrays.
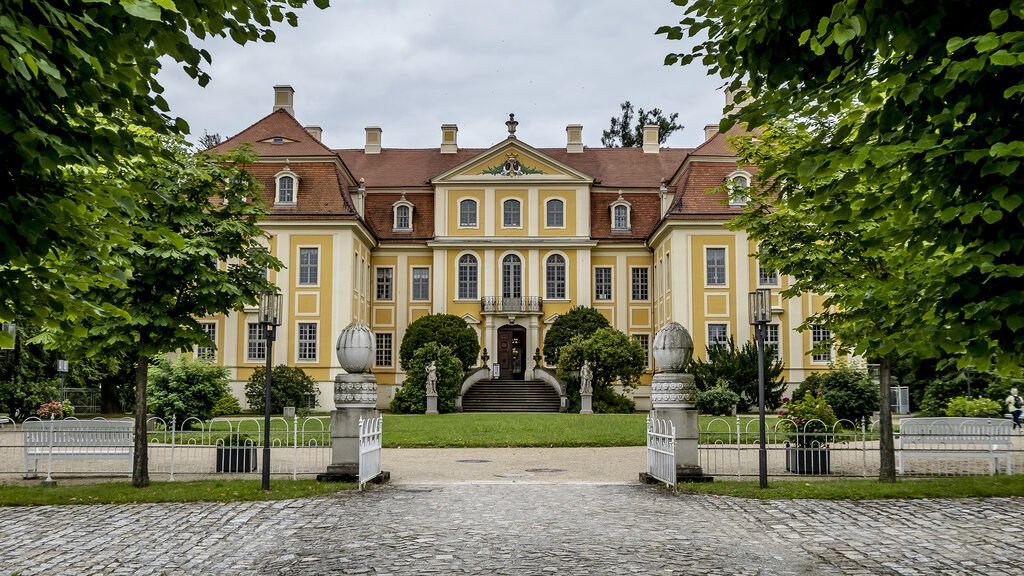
[[748, 288, 772, 489], [257, 291, 283, 491]]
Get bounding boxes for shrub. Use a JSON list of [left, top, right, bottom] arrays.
[[944, 396, 1004, 418], [542, 306, 611, 365], [390, 342, 462, 414], [555, 328, 646, 413], [148, 356, 229, 425], [920, 373, 972, 417], [690, 337, 786, 412], [795, 365, 878, 425], [399, 314, 480, 371], [211, 395, 241, 417], [36, 400, 74, 419], [696, 380, 739, 416], [594, 386, 636, 414], [245, 365, 319, 414], [776, 392, 838, 444]]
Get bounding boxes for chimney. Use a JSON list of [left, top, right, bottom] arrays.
[[365, 126, 382, 154], [566, 124, 583, 153], [273, 85, 295, 116], [704, 123, 719, 142], [725, 84, 751, 109], [305, 125, 322, 142], [642, 124, 659, 154], [440, 124, 458, 154]]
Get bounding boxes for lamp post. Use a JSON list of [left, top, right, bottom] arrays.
[[56, 359, 68, 402], [748, 288, 772, 489], [258, 291, 283, 491]]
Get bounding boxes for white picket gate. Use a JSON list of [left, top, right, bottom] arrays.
[[646, 415, 676, 488], [358, 415, 383, 490]]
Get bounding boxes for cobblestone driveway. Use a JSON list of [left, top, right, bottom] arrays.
[[1, 482, 1021, 575]]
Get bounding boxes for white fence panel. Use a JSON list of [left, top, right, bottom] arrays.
[[358, 415, 383, 490], [646, 415, 676, 488]]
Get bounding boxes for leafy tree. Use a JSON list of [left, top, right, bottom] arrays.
[[399, 314, 480, 371], [555, 328, 646, 413], [390, 342, 463, 414], [794, 365, 879, 425], [689, 337, 786, 413], [148, 356, 229, 426], [0, 321, 59, 420], [661, 0, 1024, 481], [542, 306, 611, 365], [245, 365, 319, 415], [601, 101, 683, 147], [76, 134, 280, 487], [199, 131, 224, 149], [0, 0, 327, 346]]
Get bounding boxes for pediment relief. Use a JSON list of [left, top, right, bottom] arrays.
[[433, 140, 592, 184]]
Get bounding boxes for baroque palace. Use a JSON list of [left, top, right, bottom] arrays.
[[205, 86, 833, 411]]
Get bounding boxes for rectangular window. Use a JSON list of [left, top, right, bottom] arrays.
[[376, 267, 393, 300], [595, 267, 612, 301], [632, 334, 650, 367], [631, 267, 649, 301], [812, 326, 832, 362], [758, 251, 779, 286], [298, 247, 319, 285], [412, 267, 430, 300], [706, 247, 726, 286], [196, 322, 217, 361], [247, 322, 266, 362], [708, 323, 729, 349], [297, 322, 318, 361], [546, 200, 564, 227], [375, 333, 393, 367], [765, 324, 780, 361], [503, 200, 521, 227], [459, 200, 477, 227]]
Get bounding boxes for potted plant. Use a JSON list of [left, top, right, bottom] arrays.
[[776, 392, 837, 474], [215, 434, 257, 473]]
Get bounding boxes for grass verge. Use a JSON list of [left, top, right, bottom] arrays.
[[676, 475, 1024, 499], [382, 413, 647, 447], [0, 479, 354, 507]]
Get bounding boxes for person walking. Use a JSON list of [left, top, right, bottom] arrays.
[[1006, 388, 1023, 430]]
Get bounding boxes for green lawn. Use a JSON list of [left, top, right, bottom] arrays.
[[676, 475, 1024, 499], [381, 413, 647, 447]]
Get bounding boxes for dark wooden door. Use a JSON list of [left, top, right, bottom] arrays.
[[497, 325, 526, 380]]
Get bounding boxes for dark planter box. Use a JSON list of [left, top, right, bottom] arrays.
[[785, 445, 830, 474], [216, 446, 257, 473]]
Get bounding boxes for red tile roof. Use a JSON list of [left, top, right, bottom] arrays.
[[211, 109, 338, 158], [363, 192, 434, 243]]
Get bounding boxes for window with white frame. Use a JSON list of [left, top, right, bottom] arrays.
[[393, 203, 412, 231], [412, 267, 430, 300], [811, 326, 832, 362], [765, 324, 780, 361], [297, 322, 318, 361], [275, 169, 299, 205], [458, 254, 478, 299], [708, 323, 729, 349], [546, 199, 564, 227], [757, 247, 779, 286], [502, 254, 522, 299], [459, 199, 478, 227], [594, 267, 612, 301], [375, 333, 393, 367], [376, 267, 393, 300], [728, 172, 751, 206], [705, 247, 726, 286], [545, 254, 566, 299], [502, 199, 521, 227], [247, 322, 266, 361], [611, 203, 630, 231], [632, 334, 650, 367], [298, 247, 318, 285], [196, 322, 217, 361], [631, 267, 649, 301]]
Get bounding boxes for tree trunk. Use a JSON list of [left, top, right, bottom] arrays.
[[878, 354, 896, 482], [132, 353, 149, 488]]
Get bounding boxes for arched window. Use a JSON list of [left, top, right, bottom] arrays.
[[274, 169, 299, 205], [546, 199, 564, 227], [459, 199, 478, 227], [545, 254, 566, 299], [503, 199, 521, 228], [458, 254, 478, 299], [728, 171, 752, 206], [392, 197, 413, 231], [502, 254, 522, 299]]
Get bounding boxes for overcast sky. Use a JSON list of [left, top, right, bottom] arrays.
[[158, 0, 725, 151]]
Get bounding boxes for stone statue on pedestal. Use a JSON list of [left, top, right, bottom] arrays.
[[580, 362, 593, 394], [426, 361, 437, 396]]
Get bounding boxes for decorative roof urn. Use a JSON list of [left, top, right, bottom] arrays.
[[336, 321, 375, 374], [652, 322, 693, 373]]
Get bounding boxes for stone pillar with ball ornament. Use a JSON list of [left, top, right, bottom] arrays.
[[318, 321, 387, 483], [649, 322, 712, 482]]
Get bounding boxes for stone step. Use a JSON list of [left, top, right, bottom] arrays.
[[462, 379, 560, 413]]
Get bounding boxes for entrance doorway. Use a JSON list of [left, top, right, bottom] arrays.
[[496, 324, 527, 380]]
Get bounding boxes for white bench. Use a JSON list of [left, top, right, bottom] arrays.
[[23, 419, 134, 476], [897, 417, 1012, 475]]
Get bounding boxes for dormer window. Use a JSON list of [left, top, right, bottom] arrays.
[[393, 196, 414, 232], [610, 194, 631, 231], [727, 170, 752, 206], [274, 168, 299, 206]]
